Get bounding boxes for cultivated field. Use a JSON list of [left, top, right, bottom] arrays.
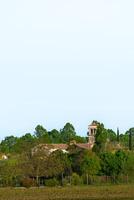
[[0, 185, 133, 200]]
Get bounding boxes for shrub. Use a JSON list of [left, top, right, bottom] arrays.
[[21, 177, 36, 188], [71, 173, 83, 185], [45, 178, 59, 187], [62, 176, 71, 186]]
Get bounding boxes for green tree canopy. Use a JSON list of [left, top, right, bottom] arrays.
[[60, 123, 76, 143], [35, 125, 51, 143], [93, 123, 107, 154], [100, 150, 127, 176], [44, 150, 71, 177], [35, 125, 48, 138], [0, 136, 18, 153], [13, 133, 36, 153], [48, 129, 62, 143], [81, 151, 100, 176]]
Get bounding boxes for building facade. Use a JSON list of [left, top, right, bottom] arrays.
[[33, 121, 98, 154], [87, 121, 98, 148]]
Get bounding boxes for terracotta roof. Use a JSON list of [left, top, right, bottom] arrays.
[[51, 144, 68, 150], [76, 143, 92, 149], [32, 143, 92, 154], [89, 121, 98, 127], [51, 143, 91, 150]]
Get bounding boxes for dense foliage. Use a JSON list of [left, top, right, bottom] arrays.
[[0, 121, 133, 187], [0, 123, 86, 154]]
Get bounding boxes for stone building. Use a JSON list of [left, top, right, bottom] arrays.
[[33, 121, 98, 154], [87, 121, 98, 148]]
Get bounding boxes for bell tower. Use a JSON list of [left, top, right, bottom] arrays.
[[87, 121, 97, 147]]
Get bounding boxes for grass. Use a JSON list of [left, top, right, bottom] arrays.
[[0, 185, 133, 200]]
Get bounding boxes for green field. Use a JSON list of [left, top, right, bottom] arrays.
[[0, 185, 133, 200]]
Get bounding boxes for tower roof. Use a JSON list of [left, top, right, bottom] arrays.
[[89, 121, 98, 127]]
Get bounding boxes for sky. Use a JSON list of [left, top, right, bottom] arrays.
[[0, 0, 134, 139]]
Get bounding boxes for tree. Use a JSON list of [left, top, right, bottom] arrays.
[[48, 129, 62, 143], [120, 133, 129, 148], [68, 146, 86, 175], [129, 129, 133, 150], [120, 128, 134, 149], [124, 152, 134, 180], [44, 150, 71, 178], [93, 123, 117, 153], [0, 155, 21, 186], [13, 133, 36, 153], [60, 123, 76, 143], [74, 135, 87, 143], [81, 151, 100, 184], [115, 150, 127, 175], [21, 147, 71, 185], [106, 129, 117, 142], [93, 123, 107, 154], [100, 150, 127, 177], [0, 136, 18, 153], [35, 125, 47, 138], [20, 149, 48, 185], [100, 152, 116, 176], [35, 125, 51, 143], [81, 151, 100, 176], [117, 128, 120, 142]]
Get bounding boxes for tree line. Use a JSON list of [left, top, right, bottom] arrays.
[[0, 123, 86, 154], [0, 121, 133, 187]]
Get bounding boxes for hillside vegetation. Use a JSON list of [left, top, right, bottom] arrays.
[[0, 122, 133, 187]]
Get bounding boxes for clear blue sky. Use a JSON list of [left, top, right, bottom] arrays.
[[0, 0, 134, 139]]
